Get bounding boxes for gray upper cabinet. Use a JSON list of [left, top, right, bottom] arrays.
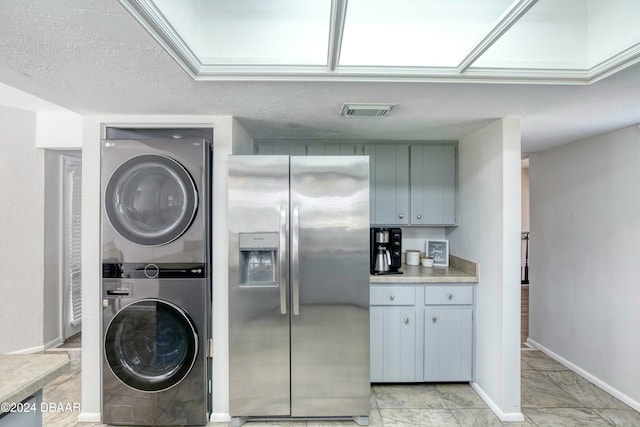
[[255, 142, 306, 155], [410, 144, 456, 225], [306, 143, 362, 155], [365, 144, 410, 225], [255, 142, 457, 227]]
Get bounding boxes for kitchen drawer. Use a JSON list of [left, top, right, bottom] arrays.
[[371, 286, 416, 306], [425, 285, 473, 305]]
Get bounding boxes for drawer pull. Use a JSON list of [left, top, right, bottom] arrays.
[[389, 294, 395, 301], [447, 293, 453, 300], [398, 214, 404, 219], [404, 317, 410, 324], [417, 214, 422, 220], [432, 316, 437, 322]]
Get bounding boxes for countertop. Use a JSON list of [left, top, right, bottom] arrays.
[[370, 255, 478, 283], [0, 353, 70, 413]]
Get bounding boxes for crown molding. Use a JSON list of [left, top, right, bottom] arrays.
[[588, 41, 640, 83], [117, 0, 201, 79]]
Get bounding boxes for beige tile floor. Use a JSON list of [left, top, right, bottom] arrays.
[[44, 347, 640, 427]]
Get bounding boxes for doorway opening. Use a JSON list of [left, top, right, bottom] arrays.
[[43, 150, 82, 348]]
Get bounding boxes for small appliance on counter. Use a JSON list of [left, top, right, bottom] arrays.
[[370, 227, 403, 274]]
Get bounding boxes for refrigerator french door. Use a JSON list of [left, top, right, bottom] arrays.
[[228, 155, 370, 425]]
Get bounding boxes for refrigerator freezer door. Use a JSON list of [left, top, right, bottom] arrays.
[[290, 156, 370, 417], [228, 156, 291, 417]]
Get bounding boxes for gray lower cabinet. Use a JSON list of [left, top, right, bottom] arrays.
[[370, 283, 475, 383], [424, 306, 473, 381], [370, 285, 419, 382], [370, 308, 417, 382]]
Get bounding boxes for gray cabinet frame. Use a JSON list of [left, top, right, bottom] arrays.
[[370, 283, 475, 383]]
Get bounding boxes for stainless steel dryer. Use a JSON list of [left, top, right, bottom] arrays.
[[102, 269, 209, 425], [101, 137, 209, 265]]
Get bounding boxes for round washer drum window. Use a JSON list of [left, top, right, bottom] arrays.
[[105, 154, 198, 246], [104, 299, 198, 392]]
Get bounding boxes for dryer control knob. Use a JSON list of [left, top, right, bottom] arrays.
[[144, 263, 160, 279]]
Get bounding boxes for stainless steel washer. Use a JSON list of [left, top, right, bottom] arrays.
[[102, 271, 209, 426]]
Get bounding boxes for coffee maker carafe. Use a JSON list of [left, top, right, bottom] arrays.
[[370, 227, 402, 274], [374, 245, 390, 272]]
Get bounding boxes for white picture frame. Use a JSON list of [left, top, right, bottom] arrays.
[[426, 240, 449, 267]]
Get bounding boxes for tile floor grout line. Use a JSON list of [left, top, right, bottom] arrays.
[[524, 364, 618, 426]]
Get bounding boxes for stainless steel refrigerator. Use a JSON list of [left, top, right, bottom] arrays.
[[228, 155, 370, 426]]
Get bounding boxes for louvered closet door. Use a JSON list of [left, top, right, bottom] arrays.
[[63, 155, 82, 339]]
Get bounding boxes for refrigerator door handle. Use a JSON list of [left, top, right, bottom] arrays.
[[279, 205, 288, 315], [292, 205, 300, 316]]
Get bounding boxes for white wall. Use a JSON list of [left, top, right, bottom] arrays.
[[402, 227, 446, 253], [79, 115, 251, 423], [0, 81, 67, 113], [446, 118, 523, 421], [529, 125, 640, 409], [0, 106, 45, 354], [36, 111, 82, 148]]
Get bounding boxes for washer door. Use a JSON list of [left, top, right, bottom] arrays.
[[105, 154, 198, 246], [104, 299, 199, 392]]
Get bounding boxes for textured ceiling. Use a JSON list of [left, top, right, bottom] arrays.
[[1, 0, 640, 153]]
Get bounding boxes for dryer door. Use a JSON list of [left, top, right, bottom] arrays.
[[105, 154, 198, 246], [104, 299, 199, 392]]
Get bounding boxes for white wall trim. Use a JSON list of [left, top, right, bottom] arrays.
[[526, 339, 640, 412], [470, 382, 525, 422], [43, 337, 63, 350], [9, 344, 45, 354], [77, 412, 102, 423], [210, 412, 232, 422]]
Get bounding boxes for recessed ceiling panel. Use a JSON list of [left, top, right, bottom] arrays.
[[121, 0, 640, 83], [154, 0, 332, 65], [472, 0, 589, 69], [588, 0, 640, 67], [339, 0, 514, 67]]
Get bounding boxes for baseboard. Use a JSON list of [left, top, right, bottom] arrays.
[[527, 338, 640, 412], [77, 412, 101, 422], [9, 344, 45, 354], [470, 382, 525, 422], [43, 337, 63, 350], [209, 412, 231, 423]]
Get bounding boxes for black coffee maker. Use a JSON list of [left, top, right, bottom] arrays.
[[370, 227, 403, 275]]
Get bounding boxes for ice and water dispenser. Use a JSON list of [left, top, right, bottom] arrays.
[[239, 233, 279, 286]]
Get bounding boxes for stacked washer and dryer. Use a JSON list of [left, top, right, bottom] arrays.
[[101, 129, 212, 426]]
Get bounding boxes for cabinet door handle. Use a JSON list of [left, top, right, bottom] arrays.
[[398, 214, 404, 219], [432, 316, 437, 322], [389, 294, 395, 300], [417, 214, 422, 220], [447, 293, 453, 300], [404, 317, 410, 324]]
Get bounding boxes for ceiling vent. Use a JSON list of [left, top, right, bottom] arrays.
[[340, 103, 397, 117]]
